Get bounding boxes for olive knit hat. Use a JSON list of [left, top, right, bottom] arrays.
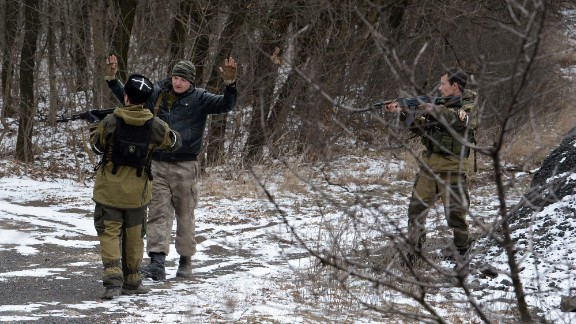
[[171, 60, 196, 84]]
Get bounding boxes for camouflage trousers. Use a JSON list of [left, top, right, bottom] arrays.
[[407, 171, 471, 251], [94, 204, 146, 289], [146, 160, 199, 257]]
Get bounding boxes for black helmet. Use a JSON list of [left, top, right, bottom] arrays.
[[124, 74, 153, 104]]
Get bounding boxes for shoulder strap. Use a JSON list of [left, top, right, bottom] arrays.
[[153, 92, 164, 117]]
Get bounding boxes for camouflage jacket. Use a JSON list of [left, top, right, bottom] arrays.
[[415, 90, 478, 173], [90, 105, 182, 209]]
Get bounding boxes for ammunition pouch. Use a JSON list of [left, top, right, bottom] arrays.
[[423, 126, 471, 158]]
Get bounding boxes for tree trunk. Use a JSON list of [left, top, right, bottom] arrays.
[[242, 4, 294, 164], [111, 0, 137, 82], [16, 0, 40, 163], [89, 0, 111, 108], [46, 2, 58, 125], [168, 0, 192, 72], [189, 2, 211, 85], [203, 4, 243, 167], [72, 1, 90, 92], [0, 0, 20, 145]]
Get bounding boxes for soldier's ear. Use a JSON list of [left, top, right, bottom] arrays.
[[452, 82, 461, 94]]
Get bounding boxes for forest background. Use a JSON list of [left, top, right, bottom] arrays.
[[3, 0, 576, 169], [1, 0, 576, 323]]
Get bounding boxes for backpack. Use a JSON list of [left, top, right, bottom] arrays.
[[102, 117, 153, 178]]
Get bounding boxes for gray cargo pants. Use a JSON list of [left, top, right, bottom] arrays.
[[146, 160, 199, 257]]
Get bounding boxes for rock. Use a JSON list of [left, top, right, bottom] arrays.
[[468, 279, 481, 289], [479, 265, 498, 278], [560, 295, 576, 312], [532, 127, 576, 187], [500, 279, 513, 286]]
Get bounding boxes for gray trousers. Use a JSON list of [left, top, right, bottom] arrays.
[[146, 160, 199, 257]]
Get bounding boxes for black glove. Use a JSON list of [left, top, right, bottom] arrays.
[[83, 111, 100, 123]]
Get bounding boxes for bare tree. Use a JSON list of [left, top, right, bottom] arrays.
[[70, 1, 90, 92], [0, 0, 20, 145], [90, 0, 112, 109], [203, 2, 244, 166], [188, 1, 212, 84], [241, 1, 296, 164], [45, 1, 58, 125], [110, 0, 137, 82], [15, 0, 40, 162], [167, 0, 193, 71]]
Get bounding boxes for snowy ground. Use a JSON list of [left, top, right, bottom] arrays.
[[0, 172, 318, 323], [0, 152, 575, 323]]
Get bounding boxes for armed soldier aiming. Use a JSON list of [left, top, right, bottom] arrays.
[[382, 67, 478, 271]]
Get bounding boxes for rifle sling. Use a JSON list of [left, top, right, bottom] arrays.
[[153, 92, 164, 117]]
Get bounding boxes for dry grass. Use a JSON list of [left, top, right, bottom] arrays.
[[556, 49, 576, 69], [277, 168, 310, 194], [200, 168, 264, 199], [200, 162, 316, 200], [392, 150, 418, 181], [499, 103, 576, 170]]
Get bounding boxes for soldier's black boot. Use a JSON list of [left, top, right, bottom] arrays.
[[453, 248, 469, 272], [101, 286, 121, 299], [402, 253, 418, 268], [122, 285, 151, 295], [141, 252, 166, 281], [176, 256, 192, 279]]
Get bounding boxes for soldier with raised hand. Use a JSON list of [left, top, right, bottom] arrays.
[[90, 74, 181, 299], [104, 55, 238, 280]]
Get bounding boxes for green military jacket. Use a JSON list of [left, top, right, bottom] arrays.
[[417, 90, 478, 173], [90, 105, 181, 209]]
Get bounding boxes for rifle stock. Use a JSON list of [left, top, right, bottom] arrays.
[[56, 108, 116, 123]]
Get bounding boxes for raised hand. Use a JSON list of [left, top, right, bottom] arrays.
[[105, 54, 118, 81], [218, 57, 237, 85]]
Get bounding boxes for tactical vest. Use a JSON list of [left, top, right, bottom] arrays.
[[102, 117, 153, 178], [422, 123, 475, 157], [420, 97, 475, 158]]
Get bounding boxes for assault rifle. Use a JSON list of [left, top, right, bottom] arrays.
[[56, 108, 116, 123], [373, 95, 461, 126]]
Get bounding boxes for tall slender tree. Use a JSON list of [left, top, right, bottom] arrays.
[[0, 0, 20, 144], [110, 0, 137, 82], [168, 0, 193, 72], [242, 2, 295, 164], [16, 0, 41, 162], [203, 3, 244, 166]]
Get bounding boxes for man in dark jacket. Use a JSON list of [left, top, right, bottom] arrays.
[[90, 74, 182, 299], [105, 55, 238, 280]]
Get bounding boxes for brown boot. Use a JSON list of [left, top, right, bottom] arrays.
[[176, 256, 192, 278]]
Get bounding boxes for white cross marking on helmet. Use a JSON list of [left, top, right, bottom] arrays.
[[131, 77, 152, 91]]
